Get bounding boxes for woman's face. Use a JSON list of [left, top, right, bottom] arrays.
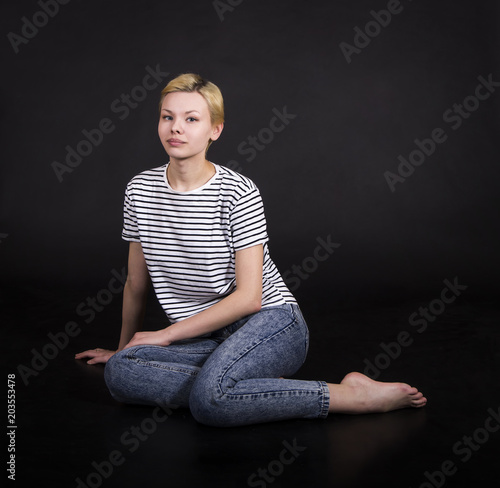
[[158, 91, 222, 161]]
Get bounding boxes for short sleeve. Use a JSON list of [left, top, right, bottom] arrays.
[[230, 187, 269, 251], [121, 184, 140, 242]]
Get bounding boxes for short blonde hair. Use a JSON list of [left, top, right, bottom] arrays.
[[159, 73, 224, 126]]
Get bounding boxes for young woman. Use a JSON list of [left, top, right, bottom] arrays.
[[76, 73, 427, 427]]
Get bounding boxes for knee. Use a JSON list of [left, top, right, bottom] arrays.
[[189, 380, 228, 427], [104, 350, 131, 402], [104, 349, 126, 383]]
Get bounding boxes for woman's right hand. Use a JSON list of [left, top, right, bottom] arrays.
[[75, 348, 116, 365]]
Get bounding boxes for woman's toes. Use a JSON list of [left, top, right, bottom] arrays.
[[412, 396, 427, 406]]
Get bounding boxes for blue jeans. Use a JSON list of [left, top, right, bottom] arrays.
[[104, 303, 330, 427]]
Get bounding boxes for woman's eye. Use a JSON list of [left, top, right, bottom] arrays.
[[187, 117, 198, 122], [164, 115, 173, 120]]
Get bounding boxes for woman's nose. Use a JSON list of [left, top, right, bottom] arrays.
[[171, 118, 182, 133]]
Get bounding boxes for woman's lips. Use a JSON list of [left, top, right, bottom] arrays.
[[167, 139, 185, 146]]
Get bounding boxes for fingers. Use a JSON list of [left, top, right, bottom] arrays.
[[75, 351, 94, 359], [84, 353, 111, 365], [75, 348, 115, 364], [86, 357, 103, 365], [75, 349, 101, 359]]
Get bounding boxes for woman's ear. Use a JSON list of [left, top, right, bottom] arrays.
[[211, 123, 224, 142]]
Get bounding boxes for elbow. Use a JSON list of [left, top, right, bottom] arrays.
[[125, 276, 149, 297], [235, 290, 261, 316], [247, 297, 262, 315]]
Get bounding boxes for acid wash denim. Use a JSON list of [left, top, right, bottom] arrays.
[[104, 303, 330, 427]]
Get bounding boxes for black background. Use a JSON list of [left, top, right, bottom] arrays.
[[2, 2, 500, 488], [1, 1, 499, 305]]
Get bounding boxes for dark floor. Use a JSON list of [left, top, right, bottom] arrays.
[[4, 286, 500, 488]]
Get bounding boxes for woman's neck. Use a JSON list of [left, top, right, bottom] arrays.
[[167, 157, 215, 192]]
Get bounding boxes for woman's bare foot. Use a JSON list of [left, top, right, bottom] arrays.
[[327, 372, 427, 414]]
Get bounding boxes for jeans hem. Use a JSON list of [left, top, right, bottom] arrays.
[[318, 381, 330, 419]]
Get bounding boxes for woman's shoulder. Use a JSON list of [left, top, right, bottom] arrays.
[[215, 163, 259, 193], [127, 164, 166, 187]]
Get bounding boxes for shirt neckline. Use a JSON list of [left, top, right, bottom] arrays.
[[163, 162, 219, 194]]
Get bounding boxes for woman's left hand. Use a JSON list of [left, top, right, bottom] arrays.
[[123, 329, 172, 350]]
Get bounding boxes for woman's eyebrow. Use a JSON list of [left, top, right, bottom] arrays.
[[161, 109, 201, 114]]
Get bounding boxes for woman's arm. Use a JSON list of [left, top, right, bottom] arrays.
[[75, 241, 150, 363], [118, 241, 150, 348], [122, 244, 263, 349]]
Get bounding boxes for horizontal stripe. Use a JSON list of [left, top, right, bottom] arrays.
[[122, 163, 296, 322]]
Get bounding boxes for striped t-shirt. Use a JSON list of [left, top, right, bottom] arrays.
[[122, 162, 296, 323]]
